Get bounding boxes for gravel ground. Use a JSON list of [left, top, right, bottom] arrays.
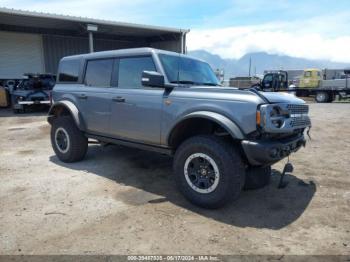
[[0, 103, 349, 255]]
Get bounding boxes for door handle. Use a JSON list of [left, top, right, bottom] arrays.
[[78, 94, 88, 99], [112, 96, 125, 103]]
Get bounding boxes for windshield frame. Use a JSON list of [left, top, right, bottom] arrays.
[[158, 53, 220, 87]]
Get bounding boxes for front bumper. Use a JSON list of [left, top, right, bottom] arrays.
[[14, 100, 50, 109], [18, 100, 50, 105], [241, 135, 306, 166]]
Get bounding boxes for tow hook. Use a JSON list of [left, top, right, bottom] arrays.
[[278, 162, 294, 189], [307, 126, 312, 141]]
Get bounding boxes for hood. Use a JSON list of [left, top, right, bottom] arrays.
[[260, 91, 305, 104], [187, 86, 305, 104]]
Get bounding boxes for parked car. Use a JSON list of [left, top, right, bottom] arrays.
[[11, 73, 56, 113], [48, 48, 311, 208]]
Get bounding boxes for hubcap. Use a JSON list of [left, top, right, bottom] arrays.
[[184, 153, 220, 194], [55, 127, 70, 154], [317, 93, 325, 101]]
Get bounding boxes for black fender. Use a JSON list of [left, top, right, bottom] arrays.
[[167, 111, 245, 144], [47, 100, 85, 131]]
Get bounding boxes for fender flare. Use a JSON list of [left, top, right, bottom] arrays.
[[48, 100, 85, 131], [167, 111, 245, 144]]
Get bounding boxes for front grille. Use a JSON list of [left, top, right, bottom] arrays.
[[287, 104, 309, 114], [290, 118, 311, 127], [31, 97, 44, 101], [260, 103, 311, 133]]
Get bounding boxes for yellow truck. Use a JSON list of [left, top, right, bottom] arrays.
[[297, 68, 350, 102], [299, 68, 322, 88]]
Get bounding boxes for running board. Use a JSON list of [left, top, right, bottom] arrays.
[[86, 134, 173, 156]]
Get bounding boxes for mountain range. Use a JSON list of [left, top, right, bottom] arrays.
[[188, 50, 350, 78]]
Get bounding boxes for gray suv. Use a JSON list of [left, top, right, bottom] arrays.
[[48, 48, 311, 208]]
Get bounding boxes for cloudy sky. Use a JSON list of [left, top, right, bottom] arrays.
[[2, 0, 350, 62]]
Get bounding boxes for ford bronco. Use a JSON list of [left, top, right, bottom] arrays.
[[48, 48, 311, 208]]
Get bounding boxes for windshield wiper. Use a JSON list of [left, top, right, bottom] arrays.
[[170, 81, 220, 86], [170, 80, 198, 85], [201, 82, 220, 86]]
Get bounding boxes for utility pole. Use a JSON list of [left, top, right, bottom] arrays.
[[248, 57, 252, 77]]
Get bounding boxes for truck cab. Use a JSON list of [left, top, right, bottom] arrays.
[[299, 68, 322, 88], [259, 70, 288, 91]]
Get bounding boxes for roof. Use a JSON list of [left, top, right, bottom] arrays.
[[0, 7, 190, 37], [304, 68, 321, 71], [61, 47, 192, 60]]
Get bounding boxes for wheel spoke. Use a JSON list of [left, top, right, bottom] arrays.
[[55, 128, 70, 153], [184, 153, 220, 194], [191, 157, 201, 169]]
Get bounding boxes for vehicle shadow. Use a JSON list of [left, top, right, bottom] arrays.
[[0, 107, 49, 117], [50, 144, 316, 230]]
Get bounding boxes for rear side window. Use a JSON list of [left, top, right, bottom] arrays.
[[118, 56, 156, 88], [58, 59, 80, 82], [84, 59, 114, 87]]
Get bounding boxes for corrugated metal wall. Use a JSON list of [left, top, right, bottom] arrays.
[[43, 35, 182, 74], [0, 33, 183, 77], [43, 35, 150, 74], [150, 40, 182, 53], [95, 38, 143, 52], [43, 35, 89, 74], [0, 31, 44, 79]]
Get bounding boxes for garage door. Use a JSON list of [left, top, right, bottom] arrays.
[[0, 31, 44, 79]]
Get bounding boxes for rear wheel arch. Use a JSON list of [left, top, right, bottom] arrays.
[[48, 101, 85, 131], [167, 111, 244, 150]]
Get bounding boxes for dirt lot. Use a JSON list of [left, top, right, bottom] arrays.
[[0, 103, 349, 255]]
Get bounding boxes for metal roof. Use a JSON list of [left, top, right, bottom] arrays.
[[0, 7, 190, 37]]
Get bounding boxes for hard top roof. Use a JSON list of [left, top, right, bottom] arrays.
[[61, 48, 205, 62]]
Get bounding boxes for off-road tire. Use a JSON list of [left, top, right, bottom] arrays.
[[173, 135, 245, 209], [243, 165, 271, 190], [50, 116, 88, 163]]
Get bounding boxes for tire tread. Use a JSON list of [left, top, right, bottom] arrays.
[[50, 116, 88, 163], [173, 135, 245, 208]]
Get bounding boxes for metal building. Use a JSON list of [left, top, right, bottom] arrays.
[[0, 7, 189, 79]]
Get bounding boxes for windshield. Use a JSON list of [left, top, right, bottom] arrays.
[[159, 54, 220, 86], [304, 71, 312, 77]]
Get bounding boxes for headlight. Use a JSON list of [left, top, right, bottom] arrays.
[[270, 106, 280, 117], [270, 106, 283, 128], [257, 104, 289, 130]]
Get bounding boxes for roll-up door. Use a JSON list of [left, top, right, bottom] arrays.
[[0, 31, 44, 79]]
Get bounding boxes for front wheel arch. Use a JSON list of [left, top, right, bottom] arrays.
[[167, 112, 245, 149]]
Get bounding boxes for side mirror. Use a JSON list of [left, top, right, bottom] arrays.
[[142, 71, 165, 88]]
